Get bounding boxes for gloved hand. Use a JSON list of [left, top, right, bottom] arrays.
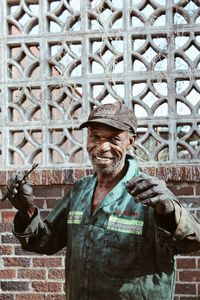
[[4, 172, 35, 219], [125, 173, 176, 215]]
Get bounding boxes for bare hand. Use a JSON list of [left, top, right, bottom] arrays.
[[125, 173, 175, 215]]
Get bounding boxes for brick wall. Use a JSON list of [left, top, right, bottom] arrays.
[[0, 166, 200, 299]]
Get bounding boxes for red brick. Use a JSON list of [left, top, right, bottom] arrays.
[[2, 211, 16, 223], [48, 268, 65, 279], [3, 257, 30, 267], [0, 199, 13, 209], [16, 295, 45, 300], [40, 210, 49, 219], [0, 171, 7, 185], [32, 281, 63, 292], [196, 258, 200, 268], [0, 295, 14, 300], [85, 168, 94, 176], [14, 246, 40, 256], [196, 186, 200, 195], [34, 198, 45, 208], [2, 234, 19, 244], [1, 176, 200, 300], [50, 169, 65, 184], [63, 184, 73, 195], [0, 223, 12, 232], [0, 244, 13, 255], [33, 257, 63, 268], [33, 185, 62, 198], [18, 269, 46, 280], [176, 258, 196, 269], [45, 295, 65, 300], [1, 281, 29, 291], [30, 170, 41, 185], [141, 165, 200, 182], [63, 169, 74, 184], [179, 270, 200, 282], [46, 198, 60, 208], [38, 170, 64, 186], [175, 283, 196, 294], [179, 297, 199, 300], [168, 185, 194, 196], [74, 168, 86, 180], [0, 269, 16, 279]]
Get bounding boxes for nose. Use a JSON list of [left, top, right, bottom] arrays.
[[98, 140, 111, 152]]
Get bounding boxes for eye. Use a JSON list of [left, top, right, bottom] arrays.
[[89, 134, 98, 140], [111, 137, 121, 142]]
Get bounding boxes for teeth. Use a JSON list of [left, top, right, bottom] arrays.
[[96, 157, 110, 161]]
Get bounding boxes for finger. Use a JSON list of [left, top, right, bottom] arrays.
[[128, 178, 165, 196], [16, 172, 24, 182], [136, 195, 161, 207], [7, 174, 18, 190], [126, 176, 152, 190], [126, 173, 148, 186], [9, 173, 18, 182], [134, 186, 163, 202], [127, 172, 167, 192], [7, 181, 19, 194], [21, 178, 29, 184], [2, 186, 14, 200], [2, 186, 10, 199], [126, 173, 158, 188]]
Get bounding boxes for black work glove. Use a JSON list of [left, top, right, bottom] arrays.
[[125, 173, 175, 215], [4, 172, 35, 220]]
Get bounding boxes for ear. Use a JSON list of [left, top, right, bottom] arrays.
[[127, 133, 136, 149]]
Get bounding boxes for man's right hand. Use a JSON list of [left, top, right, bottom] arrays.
[[4, 172, 35, 220]]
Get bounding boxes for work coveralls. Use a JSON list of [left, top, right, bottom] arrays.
[[13, 156, 200, 300]]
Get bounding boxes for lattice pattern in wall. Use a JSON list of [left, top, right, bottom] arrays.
[[0, 0, 199, 168]]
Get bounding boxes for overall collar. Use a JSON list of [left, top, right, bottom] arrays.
[[92, 156, 138, 216]]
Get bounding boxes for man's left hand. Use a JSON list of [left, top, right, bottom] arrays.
[[125, 173, 176, 215]]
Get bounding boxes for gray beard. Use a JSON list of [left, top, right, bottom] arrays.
[[91, 157, 122, 175]]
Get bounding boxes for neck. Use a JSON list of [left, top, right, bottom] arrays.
[[96, 163, 127, 189]]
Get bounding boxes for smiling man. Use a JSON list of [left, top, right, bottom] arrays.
[[83, 105, 136, 211], [6, 101, 200, 300]]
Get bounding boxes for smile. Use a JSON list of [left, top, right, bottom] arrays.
[[94, 156, 113, 163]]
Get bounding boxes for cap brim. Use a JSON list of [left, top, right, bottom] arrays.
[[79, 118, 130, 131]]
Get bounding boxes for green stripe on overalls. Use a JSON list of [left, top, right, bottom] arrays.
[[67, 211, 83, 224], [107, 216, 144, 235]]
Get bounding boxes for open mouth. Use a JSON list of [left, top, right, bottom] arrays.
[[93, 156, 113, 163]]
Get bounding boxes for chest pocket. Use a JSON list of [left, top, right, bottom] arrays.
[[102, 216, 143, 279]]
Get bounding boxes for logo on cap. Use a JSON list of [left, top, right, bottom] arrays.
[[94, 103, 120, 117]]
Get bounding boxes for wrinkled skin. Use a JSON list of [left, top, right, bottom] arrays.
[[4, 172, 35, 219], [6, 124, 174, 219], [86, 123, 136, 210], [87, 123, 135, 176], [126, 173, 175, 215], [87, 123, 174, 216]]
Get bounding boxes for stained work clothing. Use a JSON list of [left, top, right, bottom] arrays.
[[13, 157, 200, 300]]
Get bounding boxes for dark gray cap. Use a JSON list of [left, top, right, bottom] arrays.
[[80, 101, 137, 133]]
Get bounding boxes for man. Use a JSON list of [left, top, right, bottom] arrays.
[[6, 101, 200, 300]]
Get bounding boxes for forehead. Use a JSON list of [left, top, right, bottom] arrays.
[[88, 123, 125, 134]]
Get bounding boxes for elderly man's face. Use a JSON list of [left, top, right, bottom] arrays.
[[87, 123, 135, 175]]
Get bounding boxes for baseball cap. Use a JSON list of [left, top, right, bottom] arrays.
[[80, 101, 137, 133]]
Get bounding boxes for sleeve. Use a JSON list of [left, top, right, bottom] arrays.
[[12, 192, 71, 255], [155, 200, 200, 254]]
